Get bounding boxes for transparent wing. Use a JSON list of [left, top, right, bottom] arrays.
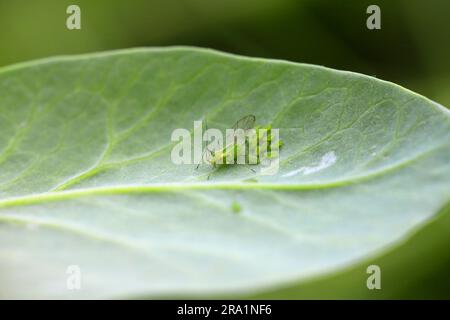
[[225, 114, 256, 144], [220, 115, 256, 157], [232, 114, 256, 130]]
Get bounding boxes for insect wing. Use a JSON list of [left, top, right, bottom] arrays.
[[232, 114, 256, 130], [220, 115, 255, 163], [225, 114, 256, 146]]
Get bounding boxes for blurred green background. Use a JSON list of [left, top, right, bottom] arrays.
[[1, 0, 449, 299], [0, 0, 449, 107]]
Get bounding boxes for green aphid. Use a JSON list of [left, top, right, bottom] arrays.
[[231, 201, 242, 214], [207, 115, 256, 167], [206, 115, 283, 168]]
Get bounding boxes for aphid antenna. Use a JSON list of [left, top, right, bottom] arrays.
[[195, 115, 212, 170]]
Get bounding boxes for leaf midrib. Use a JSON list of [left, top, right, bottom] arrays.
[[0, 140, 447, 209], [0, 47, 448, 210]]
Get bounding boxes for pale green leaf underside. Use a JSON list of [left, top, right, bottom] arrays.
[[0, 47, 449, 299]]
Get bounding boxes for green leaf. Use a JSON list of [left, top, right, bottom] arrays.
[[248, 202, 450, 299], [0, 47, 449, 299]]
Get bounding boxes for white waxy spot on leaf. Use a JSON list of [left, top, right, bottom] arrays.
[[283, 151, 337, 177]]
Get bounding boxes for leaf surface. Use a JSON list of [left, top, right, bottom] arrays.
[[0, 48, 449, 298]]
